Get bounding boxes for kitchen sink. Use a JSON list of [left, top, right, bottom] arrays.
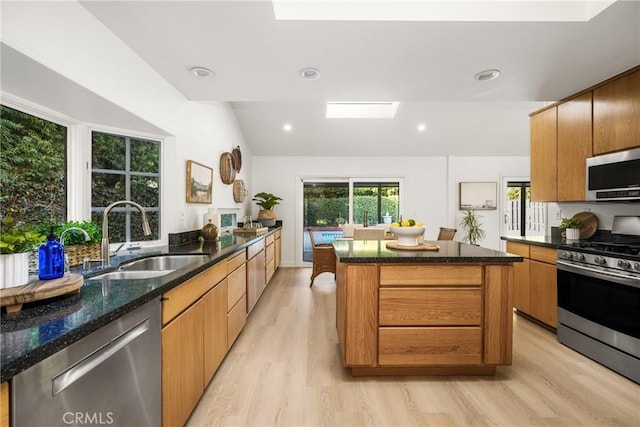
[[118, 254, 209, 271], [88, 270, 171, 281]]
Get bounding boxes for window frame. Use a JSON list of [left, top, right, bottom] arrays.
[[89, 126, 164, 248]]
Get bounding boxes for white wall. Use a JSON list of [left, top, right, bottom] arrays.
[[1, 1, 251, 241], [253, 155, 531, 267]]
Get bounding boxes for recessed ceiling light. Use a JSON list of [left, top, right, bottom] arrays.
[[190, 66, 215, 79], [283, 123, 293, 132], [417, 124, 427, 132], [299, 67, 321, 80], [326, 102, 400, 119], [474, 69, 501, 81]]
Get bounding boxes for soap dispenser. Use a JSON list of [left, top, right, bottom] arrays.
[[38, 227, 65, 280]]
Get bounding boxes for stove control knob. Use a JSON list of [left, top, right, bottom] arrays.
[[574, 253, 585, 261], [634, 263, 640, 271], [594, 256, 607, 265], [617, 260, 631, 270], [562, 251, 573, 259]]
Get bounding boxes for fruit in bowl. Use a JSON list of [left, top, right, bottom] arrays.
[[390, 222, 426, 247]]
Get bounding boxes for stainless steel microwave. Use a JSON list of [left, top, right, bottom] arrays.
[[586, 147, 640, 201]]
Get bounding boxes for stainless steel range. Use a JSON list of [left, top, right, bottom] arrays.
[[556, 216, 640, 384]]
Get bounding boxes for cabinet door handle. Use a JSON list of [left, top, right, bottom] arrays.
[[52, 317, 150, 395]]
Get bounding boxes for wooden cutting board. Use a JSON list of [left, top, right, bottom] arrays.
[[0, 273, 83, 313], [572, 212, 598, 239], [386, 242, 440, 251]]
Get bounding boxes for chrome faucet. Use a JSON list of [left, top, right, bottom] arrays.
[[101, 200, 152, 267], [60, 227, 91, 273]]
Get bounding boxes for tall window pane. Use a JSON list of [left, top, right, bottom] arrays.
[[0, 105, 67, 226], [353, 182, 399, 224], [91, 131, 161, 243]]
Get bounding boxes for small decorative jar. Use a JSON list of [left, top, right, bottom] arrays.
[[201, 219, 218, 241]]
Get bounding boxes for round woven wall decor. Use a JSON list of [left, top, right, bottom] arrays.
[[233, 179, 247, 203], [231, 146, 242, 172], [219, 152, 235, 184]]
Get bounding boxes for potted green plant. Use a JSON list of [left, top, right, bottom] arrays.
[[252, 192, 282, 225], [459, 210, 486, 246], [560, 217, 582, 240], [0, 216, 45, 288]]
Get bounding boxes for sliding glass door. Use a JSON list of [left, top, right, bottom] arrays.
[[302, 178, 402, 263]]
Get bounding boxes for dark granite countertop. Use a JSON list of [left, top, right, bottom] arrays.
[[0, 228, 279, 382], [501, 235, 564, 249], [332, 240, 523, 263]]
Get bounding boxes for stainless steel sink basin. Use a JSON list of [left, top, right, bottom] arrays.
[[118, 254, 209, 271], [88, 270, 171, 280]]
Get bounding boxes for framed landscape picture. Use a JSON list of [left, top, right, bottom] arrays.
[[186, 160, 213, 204], [459, 182, 497, 210]]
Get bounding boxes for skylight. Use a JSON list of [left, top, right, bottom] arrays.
[[326, 102, 400, 119], [272, 0, 616, 22]]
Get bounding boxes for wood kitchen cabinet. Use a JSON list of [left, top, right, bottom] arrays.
[[593, 68, 640, 155], [1, 382, 8, 427], [274, 229, 281, 269], [506, 241, 557, 328], [246, 238, 266, 314], [161, 261, 227, 427], [265, 233, 275, 284], [202, 279, 227, 384], [557, 92, 593, 201], [162, 301, 204, 427], [337, 262, 513, 376], [530, 107, 558, 202], [226, 251, 247, 348]]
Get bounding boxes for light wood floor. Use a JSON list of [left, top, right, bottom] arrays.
[[188, 268, 640, 427]]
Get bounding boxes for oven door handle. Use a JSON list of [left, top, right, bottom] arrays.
[[557, 260, 640, 289]]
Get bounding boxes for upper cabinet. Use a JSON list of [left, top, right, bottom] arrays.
[[557, 92, 593, 201], [593, 69, 640, 155], [530, 65, 639, 202], [531, 107, 558, 202]]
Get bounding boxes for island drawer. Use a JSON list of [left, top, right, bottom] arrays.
[[378, 327, 482, 366], [379, 288, 481, 326], [379, 265, 483, 286]]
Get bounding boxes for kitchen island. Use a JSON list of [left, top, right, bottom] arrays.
[[332, 239, 522, 376]]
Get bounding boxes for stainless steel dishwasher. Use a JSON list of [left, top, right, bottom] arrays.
[[12, 297, 161, 427]]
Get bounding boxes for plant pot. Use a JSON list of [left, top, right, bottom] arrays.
[[257, 209, 276, 220], [565, 228, 580, 241], [0, 252, 30, 289]]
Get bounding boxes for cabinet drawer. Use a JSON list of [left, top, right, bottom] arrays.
[[265, 243, 275, 262], [162, 262, 227, 325], [275, 229, 281, 239], [227, 265, 246, 309], [266, 233, 275, 246], [530, 246, 556, 264], [227, 294, 246, 349], [227, 251, 246, 273], [247, 239, 265, 259], [380, 265, 482, 286], [379, 327, 482, 366], [506, 242, 530, 258], [379, 288, 481, 326], [266, 259, 275, 283]]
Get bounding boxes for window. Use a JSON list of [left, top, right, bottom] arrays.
[[505, 181, 545, 236], [353, 181, 399, 224], [91, 131, 161, 243], [0, 105, 67, 226]]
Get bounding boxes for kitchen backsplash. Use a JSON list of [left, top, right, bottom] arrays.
[[548, 202, 640, 231]]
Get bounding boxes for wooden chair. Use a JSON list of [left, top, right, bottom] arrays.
[[353, 227, 386, 240], [437, 227, 457, 240], [307, 228, 336, 287]]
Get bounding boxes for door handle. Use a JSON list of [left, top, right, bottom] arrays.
[[52, 317, 150, 395]]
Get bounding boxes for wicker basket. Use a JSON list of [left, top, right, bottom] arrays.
[[65, 243, 101, 267]]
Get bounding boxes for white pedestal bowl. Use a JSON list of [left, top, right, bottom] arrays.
[[390, 226, 425, 247]]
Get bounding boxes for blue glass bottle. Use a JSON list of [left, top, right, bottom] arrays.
[[38, 227, 65, 280]]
